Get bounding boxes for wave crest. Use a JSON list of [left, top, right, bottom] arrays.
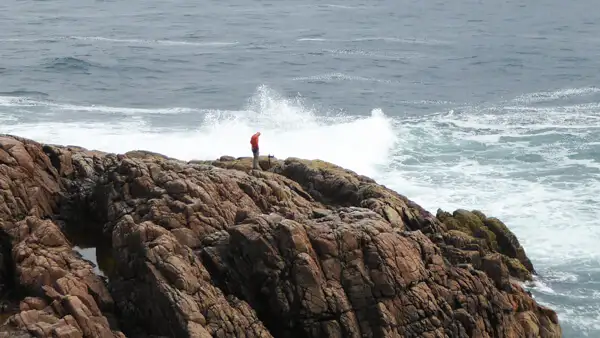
[[0, 85, 397, 177]]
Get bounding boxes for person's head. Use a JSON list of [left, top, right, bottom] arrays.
[[257, 132, 261, 136]]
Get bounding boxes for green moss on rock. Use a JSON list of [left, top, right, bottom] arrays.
[[502, 256, 532, 281], [437, 208, 536, 278], [201, 156, 282, 172], [436, 209, 498, 251], [483, 217, 535, 272], [471, 210, 487, 223], [483, 217, 512, 239]]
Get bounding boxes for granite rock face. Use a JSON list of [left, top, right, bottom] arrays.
[[0, 135, 561, 337]]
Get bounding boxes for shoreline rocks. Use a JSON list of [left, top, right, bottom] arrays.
[[0, 134, 561, 337]]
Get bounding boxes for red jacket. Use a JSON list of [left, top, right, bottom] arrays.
[[250, 132, 260, 149]]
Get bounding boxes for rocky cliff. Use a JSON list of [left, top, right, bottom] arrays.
[[0, 134, 561, 338]]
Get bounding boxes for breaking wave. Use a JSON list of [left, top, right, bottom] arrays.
[[0, 85, 598, 336]]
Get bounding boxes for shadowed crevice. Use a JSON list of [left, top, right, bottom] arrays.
[[199, 246, 296, 338], [60, 219, 116, 280], [0, 229, 24, 329]]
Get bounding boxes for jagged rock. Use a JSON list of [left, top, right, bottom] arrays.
[[110, 215, 272, 337], [270, 158, 443, 232], [483, 217, 534, 272], [2, 217, 123, 337], [0, 135, 562, 337], [436, 209, 534, 281], [0, 329, 34, 338], [199, 208, 557, 337]]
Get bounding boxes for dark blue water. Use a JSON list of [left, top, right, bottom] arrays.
[[1, 1, 599, 336]]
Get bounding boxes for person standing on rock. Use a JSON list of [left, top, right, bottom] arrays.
[[250, 132, 260, 169]]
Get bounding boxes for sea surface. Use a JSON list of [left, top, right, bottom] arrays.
[[1, 0, 599, 336]]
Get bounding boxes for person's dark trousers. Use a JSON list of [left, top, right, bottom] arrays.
[[252, 147, 259, 169]]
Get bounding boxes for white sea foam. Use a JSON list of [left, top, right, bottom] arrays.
[[385, 105, 600, 260], [0, 85, 397, 178], [377, 93, 600, 336], [551, 304, 600, 336], [0, 85, 598, 334]]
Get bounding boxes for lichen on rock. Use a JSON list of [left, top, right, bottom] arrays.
[[436, 208, 535, 282]]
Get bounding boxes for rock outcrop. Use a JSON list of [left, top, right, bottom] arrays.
[[5, 216, 122, 338], [0, 134, 561, 337]]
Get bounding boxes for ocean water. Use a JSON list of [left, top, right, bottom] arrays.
[[1, 0, 599, 336]]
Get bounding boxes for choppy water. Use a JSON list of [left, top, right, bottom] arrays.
[[1, 1, 599, 336]]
